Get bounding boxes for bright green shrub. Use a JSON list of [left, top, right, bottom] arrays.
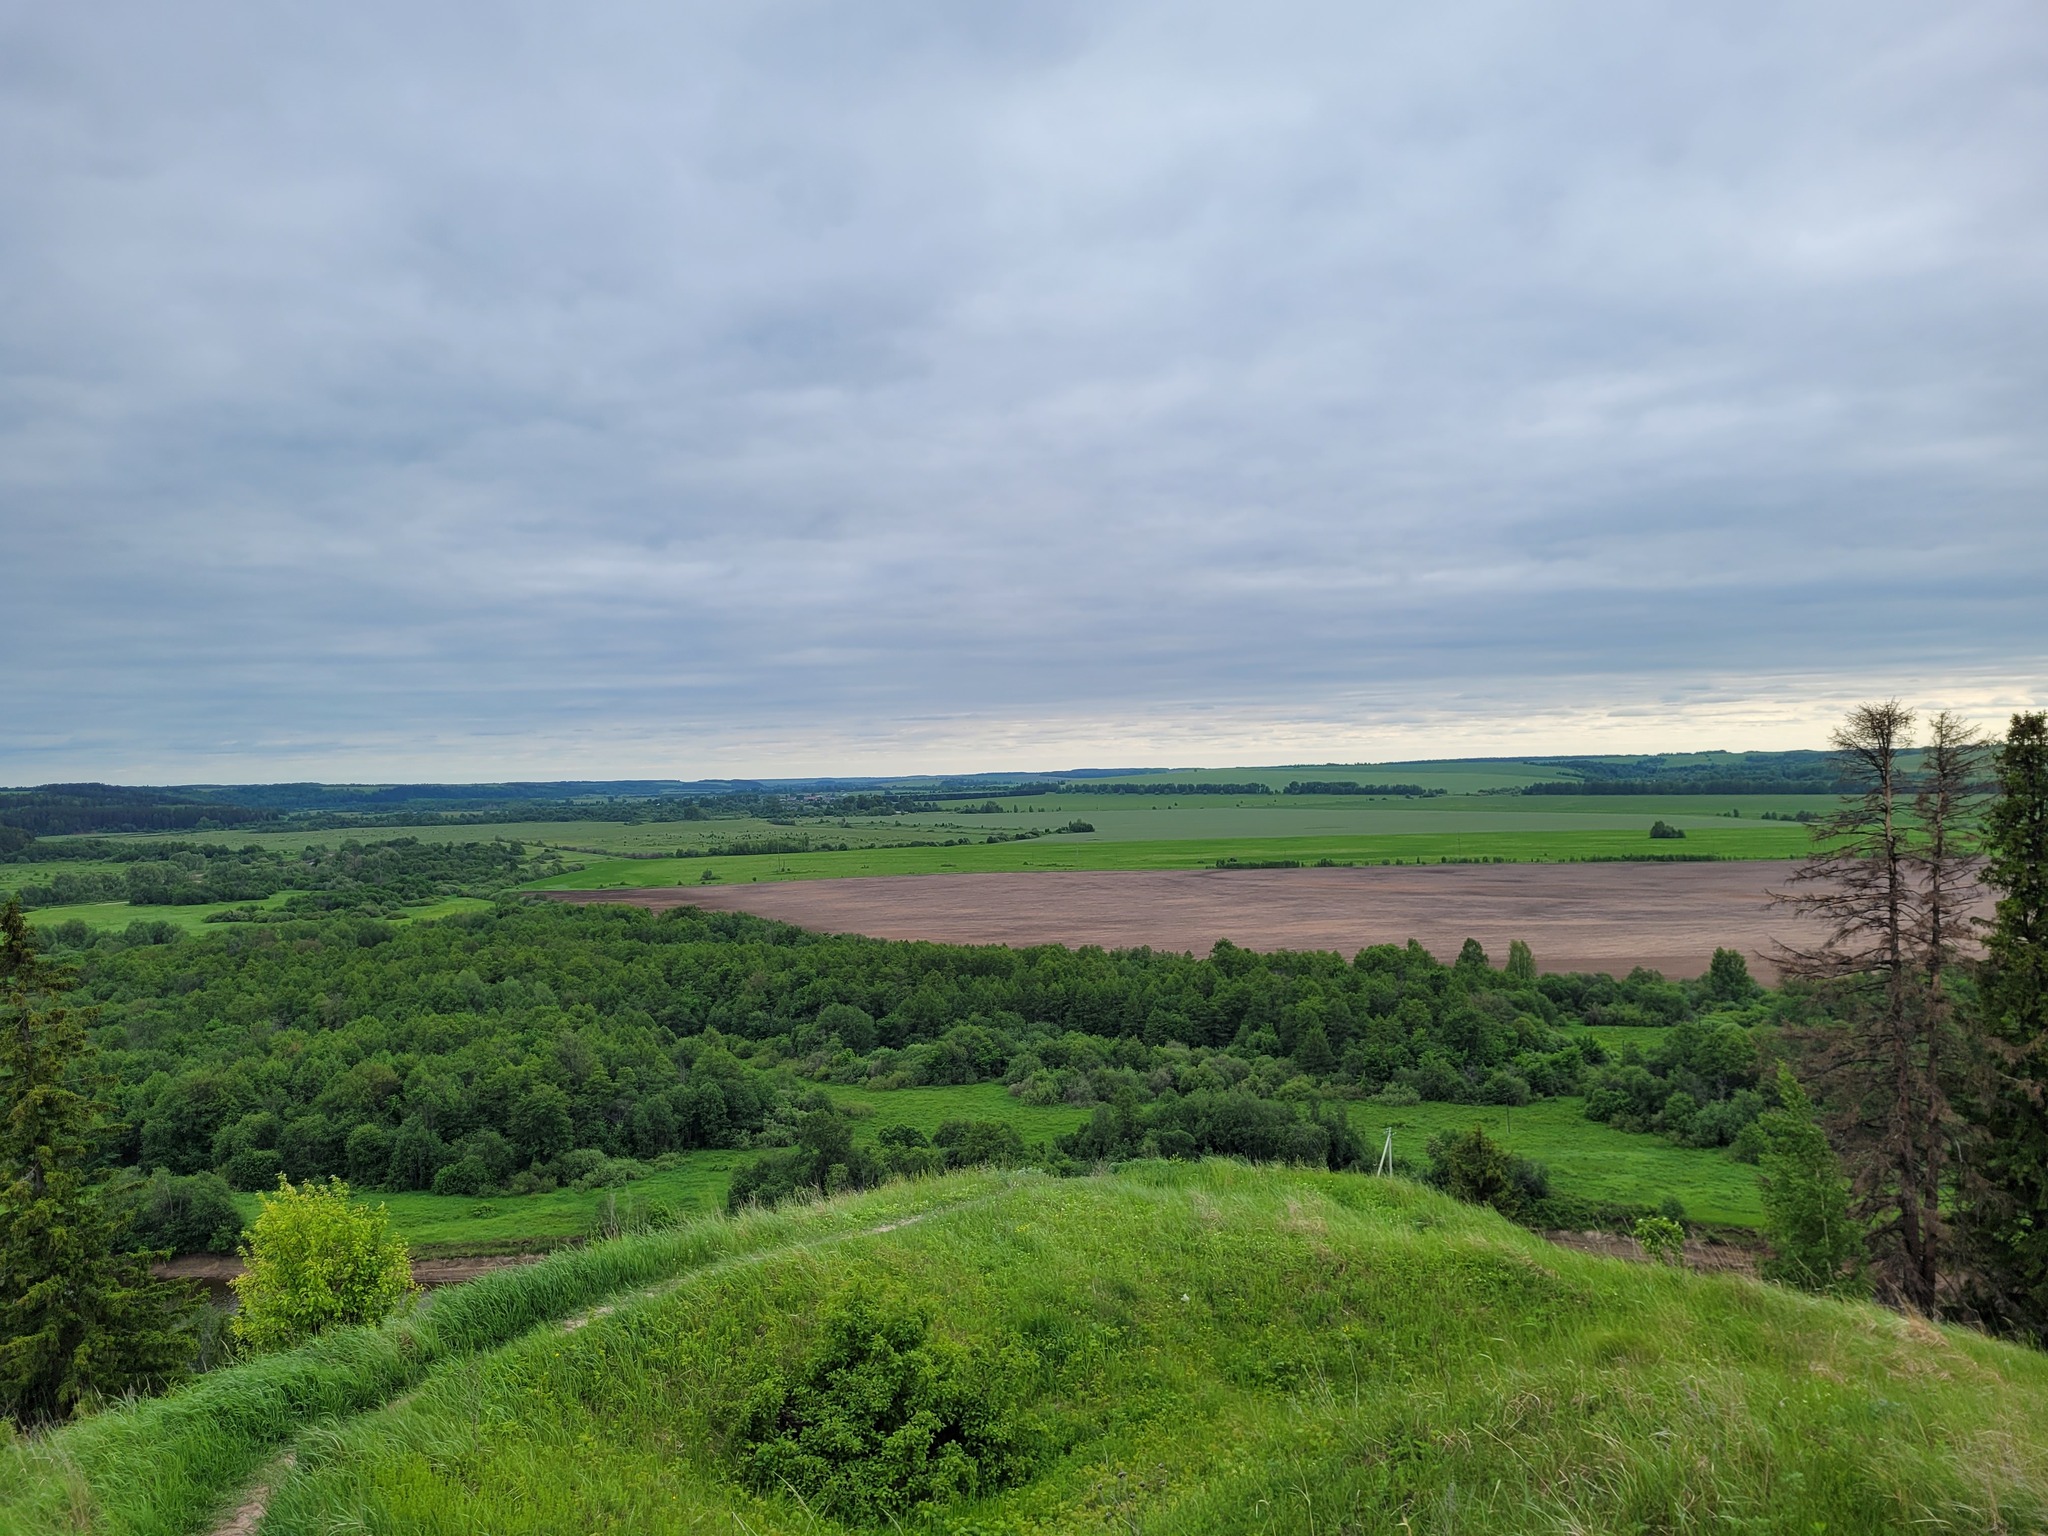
[[1632, 1214, 1687, 1265], [230, 1177, 414, 1352]]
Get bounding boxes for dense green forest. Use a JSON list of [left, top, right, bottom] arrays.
[[41, 901, 1779, 1213]]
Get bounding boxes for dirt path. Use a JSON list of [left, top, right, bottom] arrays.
[[546, 861, 1954, 981], [209, 1454, 293, 1536]]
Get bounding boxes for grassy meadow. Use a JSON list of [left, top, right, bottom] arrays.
[[16, 1163, 2044, 1536], [1356, 1095, 1765, 1227]]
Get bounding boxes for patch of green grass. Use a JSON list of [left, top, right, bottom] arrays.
[[527, 824, 1808, 890], [329, 1154, 753, 1257], [1354, 1096, 1765, 1227], [236, 1163, 2048, 1535]]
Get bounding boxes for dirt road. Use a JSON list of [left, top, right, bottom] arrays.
[[545, 860, 1941, 980]]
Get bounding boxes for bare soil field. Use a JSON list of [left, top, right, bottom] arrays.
[[546, 860, 1967, 980]]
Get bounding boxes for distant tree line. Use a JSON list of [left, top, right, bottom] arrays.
[[1282, 781, 1443, 797], [1521, 751, 1852, 796], [0, 784, 274, 837], [1062, 782, 1274, 796]]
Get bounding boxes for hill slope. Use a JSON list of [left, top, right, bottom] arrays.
[[9, 1164, 2048, 1534]]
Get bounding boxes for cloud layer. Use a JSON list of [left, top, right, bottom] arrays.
[[5, 2, 2045, 780]]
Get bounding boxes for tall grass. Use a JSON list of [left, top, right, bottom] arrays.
[[256, 1162, 2048, 1535], [0, 1174, 1009, 1536]]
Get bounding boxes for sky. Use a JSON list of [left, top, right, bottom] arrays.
[[4, 2, 2045, 784]]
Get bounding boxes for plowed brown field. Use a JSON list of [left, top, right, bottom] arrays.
[[544, 860, 1966, 980]]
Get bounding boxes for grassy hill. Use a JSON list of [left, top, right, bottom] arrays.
[[9, 1163, 2047, 1534]]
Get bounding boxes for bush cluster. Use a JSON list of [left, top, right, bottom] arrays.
[[734, 1288, 1043, 1523]]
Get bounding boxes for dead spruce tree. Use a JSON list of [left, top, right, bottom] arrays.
[[1773, 702, 1985, 1314]]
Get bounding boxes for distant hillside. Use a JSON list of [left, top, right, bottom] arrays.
[[2, 750, 1852, 838], [9, 1164, 2043, 1535]]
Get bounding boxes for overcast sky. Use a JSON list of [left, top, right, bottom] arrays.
[[4, 2, 2044, 783]]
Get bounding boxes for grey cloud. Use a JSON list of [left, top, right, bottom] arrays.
[[2, 1, 2045, 779]]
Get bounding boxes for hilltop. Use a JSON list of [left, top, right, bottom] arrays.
[[7, 1162, 2046, 1534]]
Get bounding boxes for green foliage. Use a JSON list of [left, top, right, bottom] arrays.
[[34, 903, 1747, 1206], [1704, 946, 1758, 1003], [0, 902, 199, 1426], [1505, 938, 1537, 984], [2, 836, 551, 914], [727, 1107, 887, 1212], [1061, 1088, 1362, 1170], [120, 1169, 242, 1255], [1965, 711, 2048, 1342], [1754, 1066, 1864, 1297], [1631, 1214, 1686, 1266], [1648, 820, 1687, 839], [1582, 1014, 1764, 1147], [1425, 1124, 1547, 1219], [735, 1286, 1042, 1522], [231, 1176, 414, 1352]]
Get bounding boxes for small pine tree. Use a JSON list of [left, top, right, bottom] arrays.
[[0, 902, 199, 1425], [231, 1175, 415, 1352], [1755, 1065, 1865, 1297]]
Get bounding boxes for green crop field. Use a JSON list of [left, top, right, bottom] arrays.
[[526, 822, 1809, 891], [13, 1165, 2044, 1536], [26, 772, 1838, 883]]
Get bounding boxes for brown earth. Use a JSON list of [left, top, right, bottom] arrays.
[[1543, 1228, 1763, 1277], [157, 1251, 543, 1305], [543, 860, 1932, 980]]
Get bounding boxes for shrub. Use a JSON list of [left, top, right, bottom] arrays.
[[124, 1170, 243, 1255], [734, 1288, 1042, 1523], [932, 1119, 1026, 1169], [1649, 820, 1686, 840], [430, 1156, 491, 1197], [1632, 1214, 1686, 1265], [1426, 1126, 1545, 1220], [230, 1177, 414, 1353]]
